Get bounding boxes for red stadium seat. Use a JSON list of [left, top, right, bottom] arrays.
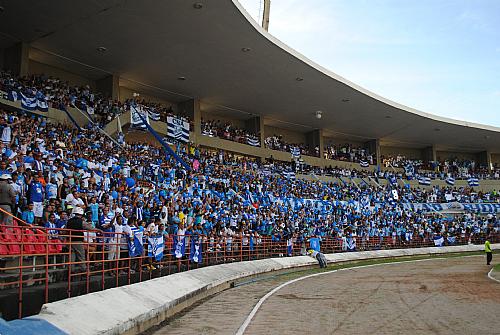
[[48, 238, 63, 254], [33, 229, 47, 255]]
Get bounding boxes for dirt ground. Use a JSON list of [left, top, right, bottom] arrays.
[[151, 256, 500, 335]]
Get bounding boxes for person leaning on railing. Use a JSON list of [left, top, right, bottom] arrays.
[[0, 174, 16, 226]]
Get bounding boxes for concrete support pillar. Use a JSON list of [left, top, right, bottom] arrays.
[[478, 151, 492, 171], [178, 99, 200, 143], [365, 139, 380, 167], [244, 116, 265, 148], [3, 42, 29, 77], [422, 146, 437, 164], [306, 129, 323, 158], [96, 74, 120, 100]]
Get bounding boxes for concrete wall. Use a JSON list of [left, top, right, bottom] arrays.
[[119, 86, 175, 106], [324, 137, 365, 148], [28, 60, 96, 89], [201, 112, 246, 129], [264, 125, 306, 144], [381, 146, 424, 160], [30, 244, 497, 335], [436, 150, 478, 162]]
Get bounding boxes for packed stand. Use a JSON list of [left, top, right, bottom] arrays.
[[324, 143, 375, 165], [0, 71, 190, 127], [201, 119, 260, 147], [264, 135, 316, 157]]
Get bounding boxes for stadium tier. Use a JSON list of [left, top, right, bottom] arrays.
[[0, 0, 499, 329]]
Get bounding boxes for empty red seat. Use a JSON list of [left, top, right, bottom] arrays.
[[48, 238, 63, 254]]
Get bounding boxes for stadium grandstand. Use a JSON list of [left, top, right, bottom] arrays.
[[0, 1, 498, 334]]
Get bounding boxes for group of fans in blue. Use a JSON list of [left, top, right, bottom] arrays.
[[0, 71, 498, 270]]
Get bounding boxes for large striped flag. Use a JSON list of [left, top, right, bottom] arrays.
[[467, 177, 479, 187], [418, 176, 431, 186]]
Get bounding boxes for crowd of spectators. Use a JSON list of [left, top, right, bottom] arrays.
[[0, 107, 497, 261], [324, 143, 375, 165], [201, 119, 259, 146], [0, 71, 190, 127], [264, 135, 315, 156]]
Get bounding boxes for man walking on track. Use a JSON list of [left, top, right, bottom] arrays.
[[485, 238, 492, 265]]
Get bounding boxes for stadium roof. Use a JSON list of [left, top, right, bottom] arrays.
[[1, 0, 499, 152]]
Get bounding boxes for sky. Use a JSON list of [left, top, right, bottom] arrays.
[[239, 0, 500, 126]]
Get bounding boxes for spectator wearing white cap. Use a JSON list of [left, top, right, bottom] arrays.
[[0, 174, 15, 225]]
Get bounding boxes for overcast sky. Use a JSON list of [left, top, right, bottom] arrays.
[[239, 0, 500, 126]]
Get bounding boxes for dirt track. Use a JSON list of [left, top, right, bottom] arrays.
[[152, 256, 499, 335]]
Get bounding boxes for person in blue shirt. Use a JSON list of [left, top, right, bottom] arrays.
[[21, 203, 35, 225], [46, 178, 58, 200], [29, 179, 44, 224], [89, 197, 100, 224]]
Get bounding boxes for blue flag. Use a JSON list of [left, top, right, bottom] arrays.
[[172, 235, 186, 259], [128, 227, 144, 257], [147, 235, 164, 261], [189, 237, 203, 263], [346, 237, 356, 251]]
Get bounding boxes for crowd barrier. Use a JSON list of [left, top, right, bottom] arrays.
[[0, 221, 497, 320]]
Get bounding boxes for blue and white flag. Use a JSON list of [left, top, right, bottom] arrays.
[[20, 92, 37, 111], [189, 237, 203, 263], [309, 237, 320, 252], [128, 228, 144, 257], [359, 160, 369, 168], [282, 170, 296, 180], [404, 164, 414, 176], [172, 235, 186, 259], [147, 235, 164, 261], [166, 116, 189, 143], [290, 146, 301, 158], [447, 236, 456, 245], [287, 238, 293, 256], [246, 134, 260, 147], [418, 176, 431, 186], [433, 235, 444, 247], [445, 176, 455, 186], [261, 166, 272, 176], [147, 108, 161, 121], [7, 90, 18, 102], [468, 177, 479, 187], [130, 105, 149, 129], [346, 237, 356, 251], [36, 92, 49, 112]]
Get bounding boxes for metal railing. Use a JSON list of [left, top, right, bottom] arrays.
[[0, 220, 497, 320]]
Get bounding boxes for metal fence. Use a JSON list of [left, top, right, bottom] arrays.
[[0, 221, 497, 319]]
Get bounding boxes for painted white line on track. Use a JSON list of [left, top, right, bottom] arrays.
[[488, 268, 500, 283], [235, 257, 452, 335]]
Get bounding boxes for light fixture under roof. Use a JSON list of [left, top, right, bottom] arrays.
[[96, 46, 107, 53], [315, 111, 323, 119], [241, 47, 251, 52], [295, 77, 304, 81], [193, 2, 203, 9], [177, 76, 186, 81]]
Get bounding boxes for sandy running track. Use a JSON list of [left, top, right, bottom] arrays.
[[151, 256, 499, 335]]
